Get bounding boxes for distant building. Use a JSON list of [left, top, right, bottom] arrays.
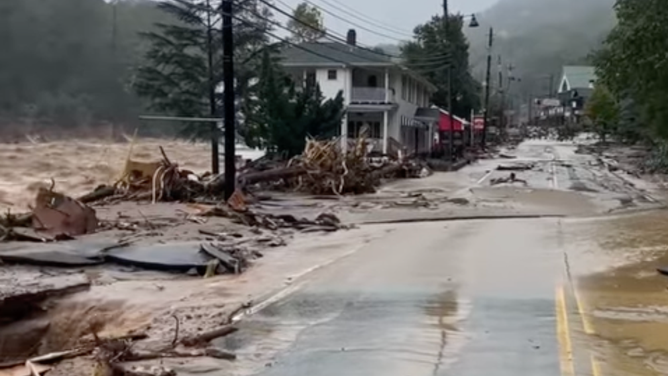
[[280, 29, 437, 155], [557, 66, 597, 120]]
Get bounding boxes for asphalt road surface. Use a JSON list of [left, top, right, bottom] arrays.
[[216, 139, 668, 376]]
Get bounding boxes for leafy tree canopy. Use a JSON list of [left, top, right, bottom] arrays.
[[287, 2, 326, 42], [401, 14, 480, 118], [594, 0, 668, 140]]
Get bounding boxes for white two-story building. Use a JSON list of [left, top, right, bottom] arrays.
[[280, 30, 437, 154]]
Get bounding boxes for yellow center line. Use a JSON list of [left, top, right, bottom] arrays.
[[573, 286, 602, 376], [556, 284, 575, 376]]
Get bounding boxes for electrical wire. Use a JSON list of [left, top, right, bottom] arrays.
[[307, 0, 413, 37], [266, 0, 454, 62], [237, 2, 453, 69]]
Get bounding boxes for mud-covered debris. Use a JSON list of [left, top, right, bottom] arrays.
[[446, 197, 470, 205], [180, 325, 238, 347], [496, 163, 534, 171], [490, 173, 528, 186], [201, 205, 346, 233], [199, 243, 252, 274], [32, 187, 97, 237], [498, 153, 517, 159]]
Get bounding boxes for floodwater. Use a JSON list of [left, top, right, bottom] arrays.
[[573, 210, 668, 376], [0, 139, 212, 211], [0, 138, 264, 211]]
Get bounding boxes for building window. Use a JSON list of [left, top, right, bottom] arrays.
[[367, 75, 378, 87], [327, 69, 337, 80]]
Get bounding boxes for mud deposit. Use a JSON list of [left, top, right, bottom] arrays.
[[575, 211, 668, 376]]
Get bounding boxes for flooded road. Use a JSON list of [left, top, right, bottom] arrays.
[[221, 218, 563, 376], [207, 139, 668, 376]]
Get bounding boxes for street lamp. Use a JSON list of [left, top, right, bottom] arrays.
[[443, 6, 479, 163]]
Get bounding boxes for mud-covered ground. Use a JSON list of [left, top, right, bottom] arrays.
[[3, 137, 668, 376]]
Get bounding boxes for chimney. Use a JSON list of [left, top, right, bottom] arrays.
[[346, 29, 357, 46]]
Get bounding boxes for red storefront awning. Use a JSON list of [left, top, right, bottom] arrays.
[[438, 110, 465, 132]]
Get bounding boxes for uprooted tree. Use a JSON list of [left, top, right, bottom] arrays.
[[243, 50, 345, 157]]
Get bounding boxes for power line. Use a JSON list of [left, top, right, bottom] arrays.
[[265, 0, 453, 62], [308, 0, 413, 38], [239, 3, 453, 68], [299, 0, 410, 43]]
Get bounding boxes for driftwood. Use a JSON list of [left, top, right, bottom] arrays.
[[180, 325, 238, 347], [77, 185, 117, 204], [239, 167, 308, 186]]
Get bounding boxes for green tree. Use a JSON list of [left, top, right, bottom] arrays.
[[134, 0, 274, 137], [286, 2, 326, 42], [245, 50, 344, 157], [585, 84, 619, 142], [401, 14, 480, 118], [594, 0, 668, 140]]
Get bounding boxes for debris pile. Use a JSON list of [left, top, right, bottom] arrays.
[[201, 204, 346, 232], [286, 137, 380, 195], [240, 136, 431, 195]]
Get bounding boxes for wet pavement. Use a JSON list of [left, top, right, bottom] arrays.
[[209, 140, 668, 375]]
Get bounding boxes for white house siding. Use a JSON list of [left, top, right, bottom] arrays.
[[316, 68, 347, 101]]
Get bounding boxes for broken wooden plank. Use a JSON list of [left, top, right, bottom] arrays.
[[199, 243, 241, 274]]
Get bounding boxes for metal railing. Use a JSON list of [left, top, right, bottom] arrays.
[[350, 87, 393, 103]]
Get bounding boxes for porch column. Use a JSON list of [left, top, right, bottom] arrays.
[[383, 67, 390, 154], [384, 68, 390, 102], [382, 111, 388, 154]]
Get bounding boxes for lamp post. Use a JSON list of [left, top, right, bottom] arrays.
[[443, 1, 478, 163]]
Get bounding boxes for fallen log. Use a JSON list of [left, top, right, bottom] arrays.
[[370, 163, 403, 180], [239, 167, 308, 186], [180, 325, 238, 347], [496, 164, 533, 171]]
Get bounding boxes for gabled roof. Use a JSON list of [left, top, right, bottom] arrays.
[[560, 66, 596, 92], [280, 41, 437, 91], [280, 42, 393, 67]]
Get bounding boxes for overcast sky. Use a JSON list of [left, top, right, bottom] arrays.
[[275, 0, 499, 45]]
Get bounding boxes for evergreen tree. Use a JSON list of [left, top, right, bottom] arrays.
[[246, 50, 344, 157], [134, 0, 273, 137]]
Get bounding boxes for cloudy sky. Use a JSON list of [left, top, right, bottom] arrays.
[[275, 0, 499, 45]]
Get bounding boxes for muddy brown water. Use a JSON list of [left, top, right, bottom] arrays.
[[574, 210, 668, 375], [0, 139, 213, 212]]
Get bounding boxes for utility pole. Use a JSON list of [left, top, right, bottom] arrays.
[[206, 0, 219, 175], [111, 0, 118, 139], [222, 0, 236, 199], [481, 27, 492, 148], [497, 55, 504, 138], [443, 0, 455, 163]]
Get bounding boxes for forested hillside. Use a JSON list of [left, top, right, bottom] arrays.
[[0, 0, 168, 134], [466, 0, 616, 98]]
